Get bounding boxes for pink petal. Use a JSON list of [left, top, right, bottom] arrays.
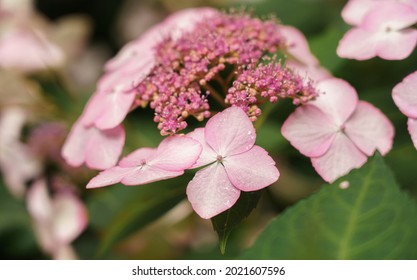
[[344, 101, 394, 156], [84, 125, 125, 170], [281, 104, 337, 157], [312, 78, 358, 126], [120, 165, 184, 186], [224, 146, 280, 192], [150, 135, 202, 171], [87, 165, 184, 188], [392, 70, 417, 118], [186, 163, 240, 219], [81, 89, 136, 130], [86, 166, 132, 189], [408, 118, 417, 149], [118, 148, 157, 167], [311, 132, 367, 183], [61, 119, 91, 168], [162, 7, 218, 41], [98, 57, 154, 93], [205, 106, 256, 156], [62, 120, 124, 170], [286, 60, 331, 82], [186, 128, 218, 168], [51, 193, 88, 245], [279, 25, 318, 66], [52, 245, 77, 260], [362, 2, 417, 31], [27, 179, 53, 222], [341, 0, 382, 26], [0, 28, 64, 73], [337, 27, 378, 60], [375, 29, 417, 60]]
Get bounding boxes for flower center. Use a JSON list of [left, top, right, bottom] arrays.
[[216, 154, 224, 163]]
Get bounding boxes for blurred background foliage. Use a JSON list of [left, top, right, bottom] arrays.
[[1, 0, 417, 260]]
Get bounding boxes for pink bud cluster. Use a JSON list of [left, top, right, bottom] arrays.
[[135, 12, 290, 134], [226, 62, 318, 121]]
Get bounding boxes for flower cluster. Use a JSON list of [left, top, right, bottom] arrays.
[[226, 61, 318, 121], [135, 11, 287, 134], [62, 8, 319, 170], [337, 0, 417, 60]]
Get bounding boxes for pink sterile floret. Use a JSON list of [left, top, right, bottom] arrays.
[[186, 106, 279, 219], [337, 1, 417, 60], [86, 135, 202, 188], [27, 179, 87, 259], [61, 117, 125, 170], [392, 70, 417, 149], [282, 78, 394, 183]]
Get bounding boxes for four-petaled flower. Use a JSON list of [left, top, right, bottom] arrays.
[[86, 135, 202, 188], [282, 78, 394, 182], [337, 0, 417, 60], [392, 70, 417, 149], [186, 106, 279, 219]]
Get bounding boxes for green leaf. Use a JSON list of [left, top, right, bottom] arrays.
[[88, 180, 187, 258], [211, 190, 261, 254], [240, 154, 417, 259]]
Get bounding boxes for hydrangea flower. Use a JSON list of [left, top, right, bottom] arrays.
[[337, 0, 417, 60], [392, 70, 417, 149], [0, 107, 41, 198], [186, 106, 279, 219], [27, 178, 87, 259], [342, 0, 417, 59], [282, 78, 394, 182], [61, 117, 125, 170], [86, 135, 202, 188]]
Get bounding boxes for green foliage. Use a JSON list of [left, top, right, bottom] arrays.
[[211, 190, 261, 254], [240, 154, 417, 259], [0, 181, 40, 259], [87, 179, 189, 258]]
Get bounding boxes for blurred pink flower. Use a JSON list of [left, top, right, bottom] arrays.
[[186, 106, 279, 219], [282, 78, 394, 182], [392, 71, 417, 149], [61, 117, 125, 170], [337, 1, 417, 60], [26, 178, 87, 259], [0, 107, 41, 198], [86, 135, 202, 188], [0, 0, 65, 72]]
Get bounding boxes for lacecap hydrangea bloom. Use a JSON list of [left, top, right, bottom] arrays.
[[62, 8, 318, 170], [63, 7, 395, 220]]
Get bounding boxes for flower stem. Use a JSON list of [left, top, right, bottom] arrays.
[[203, 83, 227, 107], [254, 101, 277, 130]]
